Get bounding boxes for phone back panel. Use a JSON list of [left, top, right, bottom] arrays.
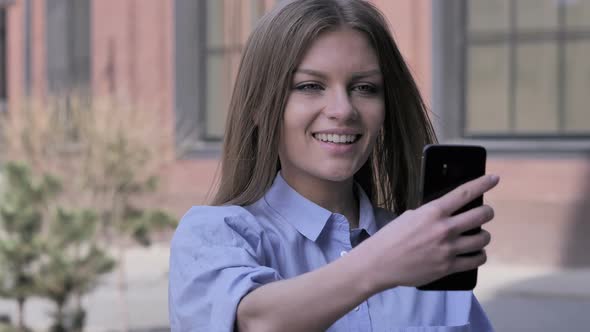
[[417, 144, 487, 291]]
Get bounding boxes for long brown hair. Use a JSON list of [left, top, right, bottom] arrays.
[[212, 0, 436, 213]]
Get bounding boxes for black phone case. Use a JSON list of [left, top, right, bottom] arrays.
[[417, 144, 487, 291]]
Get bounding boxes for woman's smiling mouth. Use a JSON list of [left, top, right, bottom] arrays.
[[312, 133, 361, 144]]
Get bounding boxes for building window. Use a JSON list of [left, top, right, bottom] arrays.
[[46, 0, 91, 95], [433, 0, 590, 147], [0, 8, 7, 112], [464, 0, 590, 138], [203, 0, 267, 140], [174, 0, 269, 154]]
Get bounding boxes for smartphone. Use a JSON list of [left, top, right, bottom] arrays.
[[417, 144, 487, 291]]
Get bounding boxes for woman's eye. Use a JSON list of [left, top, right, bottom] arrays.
[[295, 83, 324, 92], [352, 84, 378, 94]]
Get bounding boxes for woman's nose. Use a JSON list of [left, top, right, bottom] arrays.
[[323, 88, 358, 121]]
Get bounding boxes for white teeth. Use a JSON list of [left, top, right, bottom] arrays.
[[313, 133, 358, 144]]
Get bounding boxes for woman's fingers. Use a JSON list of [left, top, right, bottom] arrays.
[[448, 205, 495, 237], [452, 229, 491, 255], [450, 249, 488, 274], [427, 174, 500, 217], [366, 174, 499, 288]]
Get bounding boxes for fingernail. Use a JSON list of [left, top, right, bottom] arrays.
[[489, 175, 499, 184]]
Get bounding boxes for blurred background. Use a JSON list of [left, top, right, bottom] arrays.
[[0, 0, 588, 331]]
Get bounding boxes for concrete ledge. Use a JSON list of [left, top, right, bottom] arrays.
[[476, 263, 590, 301]]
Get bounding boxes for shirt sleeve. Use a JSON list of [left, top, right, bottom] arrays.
[[469, 294, 494, 332], [168, 206, 282, 332]]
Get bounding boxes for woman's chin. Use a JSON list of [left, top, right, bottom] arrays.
[[315, 168, 358, 183]]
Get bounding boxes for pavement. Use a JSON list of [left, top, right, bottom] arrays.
[[1, 245, 589, 332]]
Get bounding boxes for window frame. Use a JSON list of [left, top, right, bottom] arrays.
[[0, 8, 7, 113], [432, 0, 590, 154], [174, 0, 269, 158], [45, 0, 91, 96], [201, 1, 249, 141], [174, 0, 218, 157]]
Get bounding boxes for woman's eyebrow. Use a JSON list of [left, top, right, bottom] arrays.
[[294, 68, 382, 79], [295, 68, 328, 79], [351, 69, 382, 80]]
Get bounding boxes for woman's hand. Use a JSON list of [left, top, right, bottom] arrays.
[[355, 174, 500, 293]]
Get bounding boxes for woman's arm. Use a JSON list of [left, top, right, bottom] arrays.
[[236, 174, 500, 332], [236, 244, 375, 332]]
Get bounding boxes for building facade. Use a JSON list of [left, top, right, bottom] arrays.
[[2, 0, 589, 267]]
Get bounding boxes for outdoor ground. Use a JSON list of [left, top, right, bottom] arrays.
[[1, 244, 589, 332]]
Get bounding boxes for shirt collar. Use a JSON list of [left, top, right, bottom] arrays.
[[356, 183, 378, 236], [264, 172, 378, 242]]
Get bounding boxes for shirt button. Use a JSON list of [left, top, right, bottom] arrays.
[[354, 305, 360, 311], [340, 250, 348, 257]]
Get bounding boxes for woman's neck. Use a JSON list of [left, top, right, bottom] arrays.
[[281, 172, 360, 229]]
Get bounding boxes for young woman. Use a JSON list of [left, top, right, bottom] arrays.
[[169, 0, 499, 331]]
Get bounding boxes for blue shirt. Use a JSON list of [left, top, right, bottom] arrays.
[[169, 172, 494, 332]]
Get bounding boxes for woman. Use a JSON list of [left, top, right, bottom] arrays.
[[169, 0, 498, 331]]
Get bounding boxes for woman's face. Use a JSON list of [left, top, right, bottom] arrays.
[[279, 27, 385, 187]]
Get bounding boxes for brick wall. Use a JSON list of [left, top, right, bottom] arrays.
[[5, 0, 590, 267], [92, 0, 174, 113]]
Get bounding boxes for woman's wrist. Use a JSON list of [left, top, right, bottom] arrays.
[[344, 242, 396, 297]]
